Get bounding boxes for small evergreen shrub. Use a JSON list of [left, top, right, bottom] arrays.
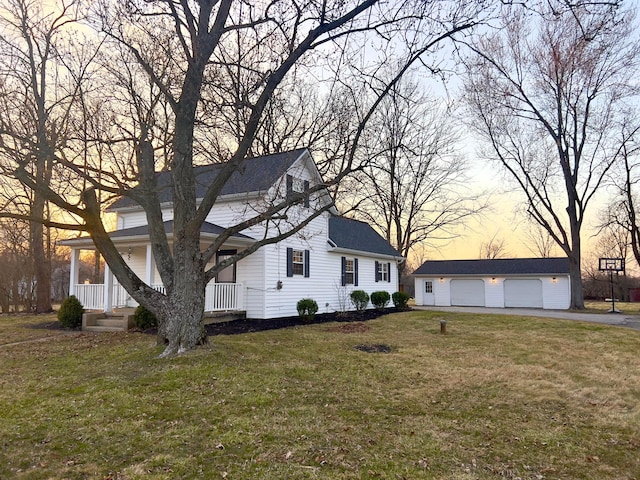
[[58, 295, 84, 329], [297, 298, 318, 323], [392, 291, 410, 309], [133, 305, 158, 330], [371, 291, 391, 309], [350, 290, 369, 311]]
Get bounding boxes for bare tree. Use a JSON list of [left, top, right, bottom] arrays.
[[462, 1, 639, 309], [348, 77, 486, 276], [0, 0, 94, 312], [602, 120, 640, 269], [524, 224, 560, 258], [4, 1, 487, 355], [478, 232, 509, 259]]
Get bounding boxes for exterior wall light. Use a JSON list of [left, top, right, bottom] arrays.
[[439, 277, 444, 283], [552, 277, 558, 283]]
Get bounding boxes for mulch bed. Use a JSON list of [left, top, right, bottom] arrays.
[[205, 308, 403, 336], [28, 308, 408, 336]]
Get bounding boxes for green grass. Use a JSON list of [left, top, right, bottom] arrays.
[[1, 311, 639, 479], [584, 300, 640, 314]]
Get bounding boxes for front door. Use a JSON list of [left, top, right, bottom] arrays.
[[216, 250, 237, 283]]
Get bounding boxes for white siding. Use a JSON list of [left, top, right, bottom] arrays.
[[542, 275, 571, 309], [260, 214, 334, 319], [119, 210, 154, 230], [237, 247, 267, 319], [485, 278, 504, 308], [254, 214, 400, 319]]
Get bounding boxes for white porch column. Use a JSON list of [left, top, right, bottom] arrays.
[[69, 248, 81, 297], [103, 262, 114, 313], [145, 244, 155, 286]]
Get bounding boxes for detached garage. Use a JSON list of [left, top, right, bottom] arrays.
[[413, 257, 570, 310]]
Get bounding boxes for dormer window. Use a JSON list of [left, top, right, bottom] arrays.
[[286, 174, 310, 207]]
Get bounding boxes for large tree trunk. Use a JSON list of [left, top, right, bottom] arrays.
[[31, 217, 52, 313], [568, 253, 584, 310], [158, 249, 208, 356]]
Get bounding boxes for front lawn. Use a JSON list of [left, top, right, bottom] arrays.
[[0, 310, 639, 479]]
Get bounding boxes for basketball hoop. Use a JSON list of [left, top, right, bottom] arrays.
[[598, 258, 625, 313], [598, 258, 625, 273]]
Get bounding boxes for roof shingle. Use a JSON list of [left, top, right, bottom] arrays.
[[109, 149, 308, 210], [413, 257, 570, 276], [328, 216, 401, 257]]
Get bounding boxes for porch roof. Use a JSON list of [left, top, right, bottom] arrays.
[[60, 220, 254, 248]]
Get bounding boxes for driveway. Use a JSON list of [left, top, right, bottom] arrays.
[[413, 305, 640, 331]]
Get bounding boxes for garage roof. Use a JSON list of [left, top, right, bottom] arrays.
[[414, 257, 570, 276]]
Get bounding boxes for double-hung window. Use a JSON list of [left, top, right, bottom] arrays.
[[375, 261, 391, 282], [286, 248, 310, 277], [292, 249, 304, 275], [345, 259, 355, 284], [341, 256, 358, 286]]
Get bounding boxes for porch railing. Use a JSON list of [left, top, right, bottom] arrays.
[[73, 282, 245, 312]]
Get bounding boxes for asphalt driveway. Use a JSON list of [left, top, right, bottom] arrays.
[[413, 305, 640, 331]]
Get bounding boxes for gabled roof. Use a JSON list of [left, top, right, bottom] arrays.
[[413, 257, 570, 276], [109, 148, 309, 211], [328, 216, 402, 258]]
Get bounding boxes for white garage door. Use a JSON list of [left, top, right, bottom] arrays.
[[504, 279, 543, 308], [450, 279, 485, 306]]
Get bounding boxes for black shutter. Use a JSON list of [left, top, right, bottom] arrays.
[[304, 180, 310, 207], [286, 175, 293, 199], [354, 258, 359, 286], [286, 247, 293, 277], [304, 249, 310, 278], [341, 256, 346, 286], [375, 261, 379, 282], [387, 262, 391, 282]]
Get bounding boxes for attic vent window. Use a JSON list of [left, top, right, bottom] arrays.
[[286, 174, 310, 207]]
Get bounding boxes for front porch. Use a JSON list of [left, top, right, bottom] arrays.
[[73, 282, 245, 313]]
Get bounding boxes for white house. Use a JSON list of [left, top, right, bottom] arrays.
[[413, 258, 570, 310], [62, 149, 403, 321]]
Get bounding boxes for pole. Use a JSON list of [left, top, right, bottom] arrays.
[[610, 270, 615, 313]]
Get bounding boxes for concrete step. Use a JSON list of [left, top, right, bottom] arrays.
[[96, 318, 125, 328], [84, 325, 123, 333]]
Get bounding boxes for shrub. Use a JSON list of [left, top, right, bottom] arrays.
[[392, 291, 410, 309], [133, 305, 158, 330], [370, 291, 391, 309], [350, 290, 369, 311], [297, 298, 318, 323], [58, 295, 84, 329]]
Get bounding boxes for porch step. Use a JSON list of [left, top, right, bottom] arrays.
[[95, 318, 124, 328], [82, 312, 133, 332], [84, 325, 123, 333]]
